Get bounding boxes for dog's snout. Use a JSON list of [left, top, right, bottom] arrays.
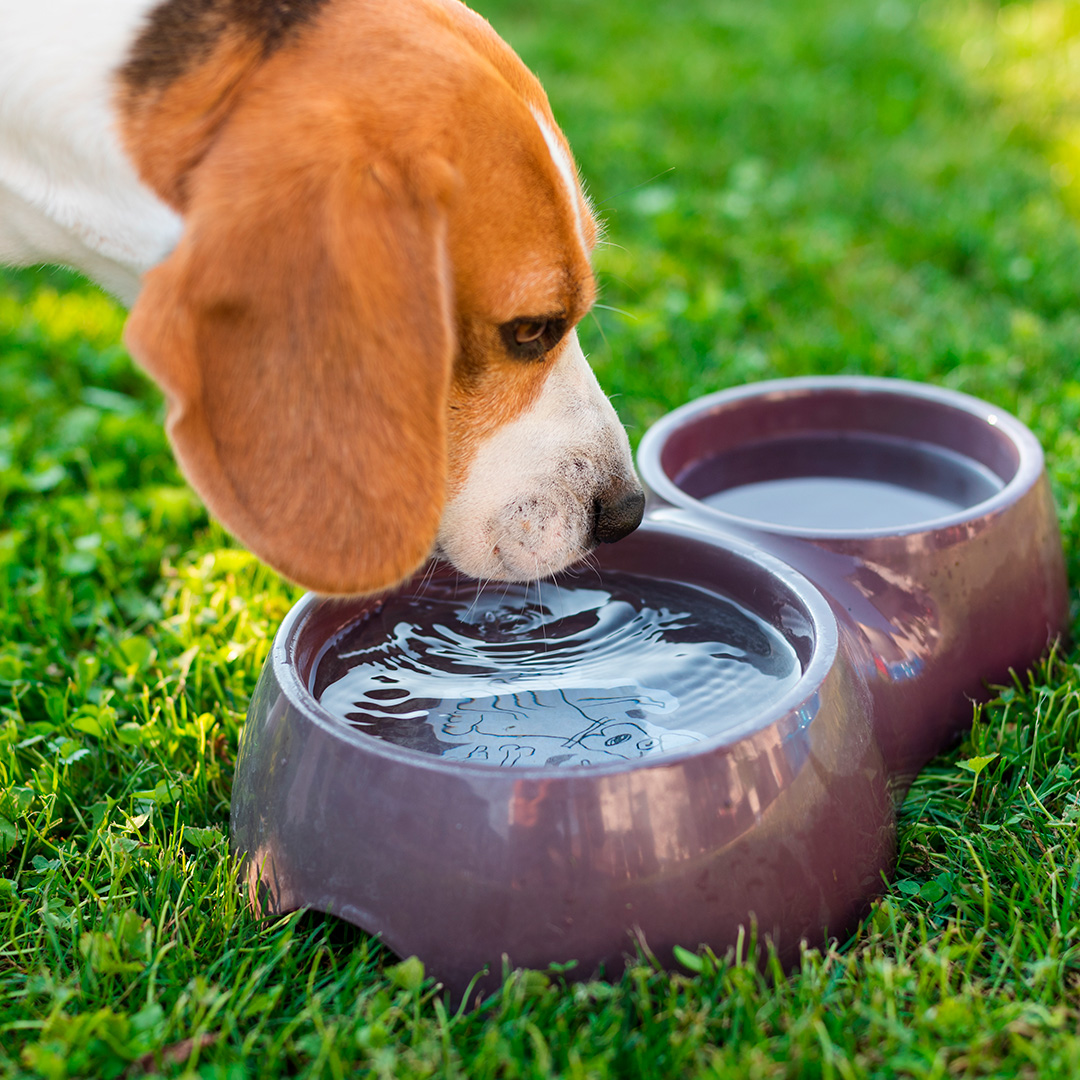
[[593, 486, 646, 545]]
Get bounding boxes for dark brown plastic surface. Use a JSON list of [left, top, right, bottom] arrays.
[[230, 377, 1068, 998]]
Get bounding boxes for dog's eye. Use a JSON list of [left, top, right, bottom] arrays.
[[501, 317, 567, 360], [515, 320, 547, 344]]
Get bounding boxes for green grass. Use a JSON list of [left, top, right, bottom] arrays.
[[2, 0, 1080, 1075]]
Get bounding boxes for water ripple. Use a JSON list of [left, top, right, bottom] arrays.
[[315, 570, 802, 768]]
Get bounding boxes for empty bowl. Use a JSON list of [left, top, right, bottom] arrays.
[[231, 376, 1068, 996]]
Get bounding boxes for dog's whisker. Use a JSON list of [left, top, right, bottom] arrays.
[[588, 309, 612, 353], [464, 575, 491, 621], [593, 303, 637, 320], [532, 559, 550, 654], [579, 549, 603, 586], [595, 167, 675, 209], [417, 557, 439, 594]]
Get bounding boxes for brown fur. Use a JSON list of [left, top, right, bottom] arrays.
[[121, 0, 332, 92], [117, 0, 597, 594]]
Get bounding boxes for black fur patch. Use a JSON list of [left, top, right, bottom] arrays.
[[121, 0, 331, 91]]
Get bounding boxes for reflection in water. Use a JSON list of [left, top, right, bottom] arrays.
[[314, 571, 802, 768]]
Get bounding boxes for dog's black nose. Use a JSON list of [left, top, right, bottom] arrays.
[[593, 486, 646, 544]]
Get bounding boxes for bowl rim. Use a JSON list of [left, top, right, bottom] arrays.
[[265, 515, 842, 780], [636, 375, 1045, 540]]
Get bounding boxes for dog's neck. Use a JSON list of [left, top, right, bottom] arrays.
[[0, 0, 182, 304]]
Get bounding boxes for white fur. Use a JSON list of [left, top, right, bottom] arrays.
[[530, 106, 590, 256], [437, 329, 636, 580], [0, 0, 182, 304]]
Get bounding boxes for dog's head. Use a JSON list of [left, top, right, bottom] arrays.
[[117, 0, 642, 594]]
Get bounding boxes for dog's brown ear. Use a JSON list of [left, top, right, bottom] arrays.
[[125, 140, 454, 595]]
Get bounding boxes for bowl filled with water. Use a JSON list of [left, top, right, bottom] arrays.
[[640, 375, 1029, 537], [638, 376, 1068, 780], [231, 376, 1067, 996]]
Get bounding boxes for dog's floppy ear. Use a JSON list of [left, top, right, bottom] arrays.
[[125, 139, 455, 595]]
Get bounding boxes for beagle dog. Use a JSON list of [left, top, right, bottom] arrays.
[[0, 0, 644, 594]]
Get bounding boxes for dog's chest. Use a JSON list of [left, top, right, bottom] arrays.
[[0, 0, 182, 302]]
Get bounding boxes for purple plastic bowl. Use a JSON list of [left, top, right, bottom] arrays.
[[637, 376, 1068, 786], [231, 376, 1068, 998]]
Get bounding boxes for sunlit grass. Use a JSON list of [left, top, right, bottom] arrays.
[[930, 0, 1080, 213], [0, 290, 126, 353]]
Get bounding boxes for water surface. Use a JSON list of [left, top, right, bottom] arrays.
[[314, 571, 802, 768], [682, 433, 1003, 530]]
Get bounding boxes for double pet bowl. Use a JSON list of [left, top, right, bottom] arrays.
[[231, 377, 1068, 994]]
